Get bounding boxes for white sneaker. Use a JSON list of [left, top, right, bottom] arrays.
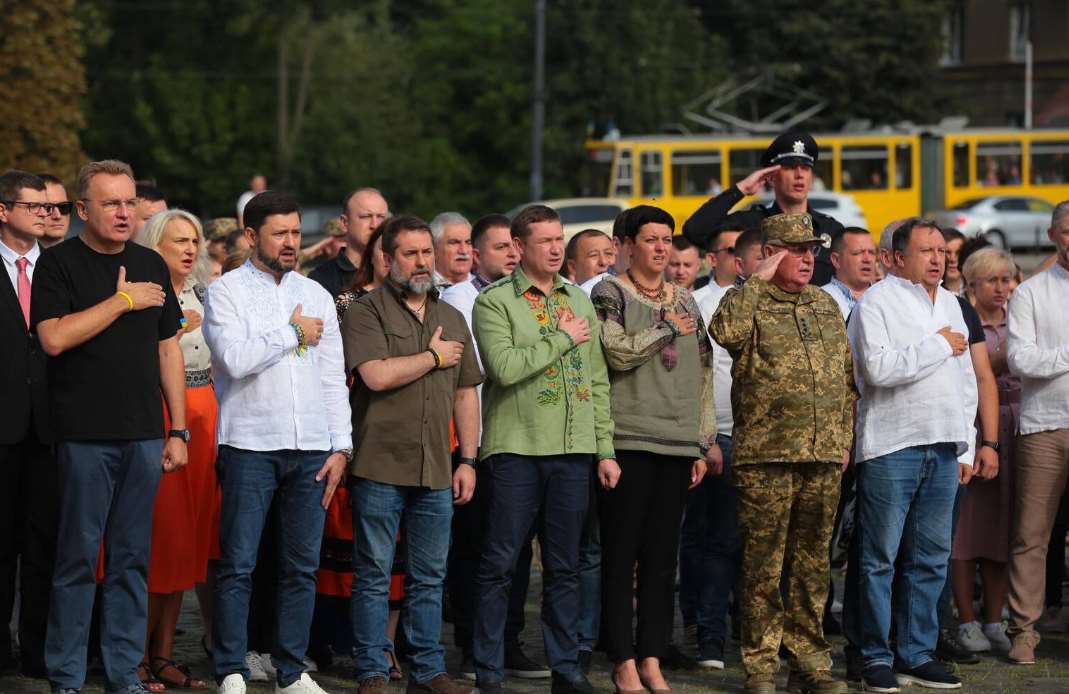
[[303, 656, 319, 673], [956, 620, 992, 652], [1036, 605, 1068, 633], [220, 673, 247, 694], [983, 622, 1012, 652], [276, 672, 331, 694], [260, 653, 279, 678], [246, 651, 270, 682]]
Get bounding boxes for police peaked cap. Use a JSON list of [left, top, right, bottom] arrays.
[[762, 131, 818, 167]]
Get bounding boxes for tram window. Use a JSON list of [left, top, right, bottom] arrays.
[[841, 146, 888, 190], [640, 151, 663, 197], [1030, 141, 1069, 184], [952, 142, 970, 187], [976, 141, 1022, 186], [895, 143, 913, 189], [613, 149, 633, 197], [813, 148, 832, 191], [729, 149, 765, 187], [671, 150, 722, 196], [582, 148, 614, 197]]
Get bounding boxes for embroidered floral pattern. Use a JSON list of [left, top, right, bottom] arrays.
[[522, 287, 589, 408]]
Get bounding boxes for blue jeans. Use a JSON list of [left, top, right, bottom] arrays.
[[212, 447, 328, 688], [679, 434, 738, 649], [857, 444, 958, 669], [350, 478, 453, 684], [577, 468, 601, 653], [474, 454, 591, 683], [45, 439, 163, 692]]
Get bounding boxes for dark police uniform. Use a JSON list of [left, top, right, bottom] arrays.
[[681, 131, 846, 286]]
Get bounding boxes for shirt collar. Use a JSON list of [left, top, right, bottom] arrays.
[[828, 276, 860, 304], [0, 238, 40, 266], [510, 265, 566, 296], [472, 273, 493, 291], [336, 252, 357, 273]]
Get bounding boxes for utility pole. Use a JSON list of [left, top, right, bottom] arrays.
[[530, 0, 546, 201], [1024, 40, 1033, 129]]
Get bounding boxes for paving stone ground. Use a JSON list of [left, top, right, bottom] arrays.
[[4, 567, 1068, 693]]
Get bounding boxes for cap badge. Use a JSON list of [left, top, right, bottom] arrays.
[[792, 140, 806, 154]]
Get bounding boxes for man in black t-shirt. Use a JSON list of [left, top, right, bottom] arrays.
[[30, 160, 187, 694], [308, 187, 389, 297]]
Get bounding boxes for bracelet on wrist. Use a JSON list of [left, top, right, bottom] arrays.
[[427, 348, 443, 369], [116, 290, 134, 312], [290, 321, 307, 357]]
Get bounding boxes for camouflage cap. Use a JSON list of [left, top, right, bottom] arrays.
[[761, 212, 821, 245], [324, 217, 346, 237], [205, 217, 239, 240]]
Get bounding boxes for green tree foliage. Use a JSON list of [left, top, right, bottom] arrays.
[[0, 1, 86, 180]]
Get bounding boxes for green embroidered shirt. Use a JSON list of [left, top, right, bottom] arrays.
[[473, 266, 615, 461]]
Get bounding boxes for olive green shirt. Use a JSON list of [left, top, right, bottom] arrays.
[[709, 276, 856, 466], [473, 266, 615, 461], [342, 281, 482, 489]]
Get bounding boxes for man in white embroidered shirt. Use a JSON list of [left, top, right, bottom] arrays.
[[847, 218, 979, 692], [203, 191, 351, 694], [1004, 200, 1069, 665]]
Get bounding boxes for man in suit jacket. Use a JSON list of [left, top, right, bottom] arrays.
[[0, 170, 55, 678]]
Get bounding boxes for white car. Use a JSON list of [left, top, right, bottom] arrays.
[[748, 191, 868, 230], [508, 198, 628, 242], [929, 195, 1054, 250]]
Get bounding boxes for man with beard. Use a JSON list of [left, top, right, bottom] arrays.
[[342, 215, 481, 694], [203, 191, 352, 694]]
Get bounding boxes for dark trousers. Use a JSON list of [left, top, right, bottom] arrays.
[[0, 431, 57, 675], [599, 451, 690, 662], [448, 458, 532, 654], [679, 434, 738, 650], [45, 439, 163, 692], [474, 453, 591, 683]]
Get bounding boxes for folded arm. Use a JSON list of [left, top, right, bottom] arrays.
[[203, 283, 298, 379], [1007, 289, 1069, 379], [473, 295, 572, 387], [849, 302, 952, 388]]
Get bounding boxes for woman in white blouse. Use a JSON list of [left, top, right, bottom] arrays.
[[137, 209, 219, 690]]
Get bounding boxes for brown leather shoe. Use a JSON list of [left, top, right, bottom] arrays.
[[359, 675, 390, 694], [1008, 630, 1041, 665], [406, 673, 474, 694], [786, 669, 848, 693]]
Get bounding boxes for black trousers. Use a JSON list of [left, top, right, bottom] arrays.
[[0, 431, 58, 676], [598, 450, 690, 662], [448, 458, 532, 653]]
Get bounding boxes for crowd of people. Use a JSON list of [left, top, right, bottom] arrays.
[[0, 129, 1067, 694]]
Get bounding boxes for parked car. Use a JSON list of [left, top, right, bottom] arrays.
[[507, 197, 628, 242], [747, 191, 868, 230], [929, 195, 1054, 250]]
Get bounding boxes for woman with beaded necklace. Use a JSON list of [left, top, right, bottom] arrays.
[[590, 205, 721, 694]]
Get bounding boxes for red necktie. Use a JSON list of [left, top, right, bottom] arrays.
[[15, 257, 30, 329]]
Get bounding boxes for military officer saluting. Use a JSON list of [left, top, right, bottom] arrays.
[[682, 131, 846, 285], [709, 213, 856, 694]]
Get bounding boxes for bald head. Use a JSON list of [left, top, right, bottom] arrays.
[[342, 188, 389, 252]]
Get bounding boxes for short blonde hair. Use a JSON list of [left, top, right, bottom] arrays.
[[137, 209, 211, 286], [962, 247, 1015, 286], [77, 160, 134, 200]]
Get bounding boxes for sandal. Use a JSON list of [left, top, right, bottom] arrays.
[[150, 657, 207, 689], [385, 649, 403, 681], [138, 660, 167, 693]]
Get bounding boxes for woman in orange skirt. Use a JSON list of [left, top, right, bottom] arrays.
[[136, 210, 221, 689]]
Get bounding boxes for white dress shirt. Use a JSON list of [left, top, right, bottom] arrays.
[[692, 281, 734, 436], [177, 279, 212, 372], [203, 260, 352, 452], [441, 278, 482, 373], [0, 239, 40, 293], [579, 271, 611, 296], [848, 273, 977, 465], [1007, 262, 1069, 435]]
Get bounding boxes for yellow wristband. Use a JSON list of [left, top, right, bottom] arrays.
[[116, 290, 134, 312]]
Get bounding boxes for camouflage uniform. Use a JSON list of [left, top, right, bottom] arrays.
[[204, 216, 238, 240], [709, 213, 857, 679]]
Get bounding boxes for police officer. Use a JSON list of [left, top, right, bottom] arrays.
[[681, 131, 845, 285], [708, 213, 855, 694]]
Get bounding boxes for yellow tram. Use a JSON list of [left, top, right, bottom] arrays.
[[582, 129, 1069, 237]]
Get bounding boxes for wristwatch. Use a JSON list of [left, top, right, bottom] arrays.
[[457, 457, 477, 468], [334, 448, 354, 463], [168, 429, 191, 443], [980, 439, 1000, 452]]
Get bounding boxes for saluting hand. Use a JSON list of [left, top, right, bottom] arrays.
[[753, 249, 788, 282], [737, 165, 781, 196], [117, 266, 165, 310]]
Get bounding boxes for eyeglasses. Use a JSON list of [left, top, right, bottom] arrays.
[[709, 246, 735, 255], [2, 200, 55, 215], [767, 243, 820, 258], [80, 198, 138, 212]]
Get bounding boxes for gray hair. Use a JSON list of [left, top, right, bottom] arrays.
[[429, 211, 470, 245], [137, 208, 211, 286], [1051, 200, 1069, 228]]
